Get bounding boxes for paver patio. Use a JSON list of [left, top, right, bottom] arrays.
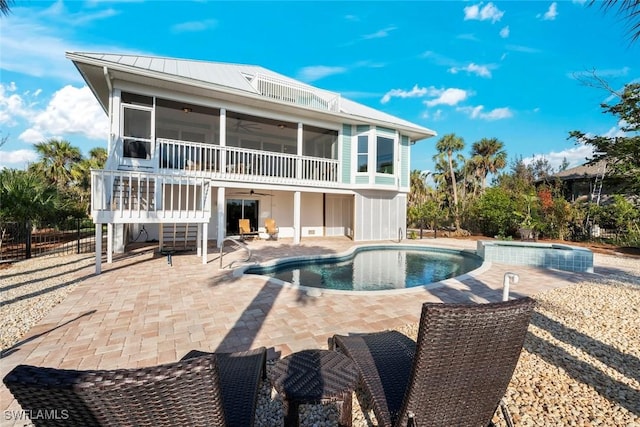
[[0, 237, 592, 420]]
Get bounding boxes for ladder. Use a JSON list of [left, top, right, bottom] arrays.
[[591, 161, 606, 205], [585, 161, 607, 235]]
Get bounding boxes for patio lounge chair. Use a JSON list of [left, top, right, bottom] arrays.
[[265, 218, 279, 240], [330, 298, 535, 427], [3, 347, 267, 427], [239, 218, 259, 240]]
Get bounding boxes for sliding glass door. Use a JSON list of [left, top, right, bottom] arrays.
[[226, 199, 259, 234]]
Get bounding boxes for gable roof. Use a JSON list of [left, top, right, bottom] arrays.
[[550, 160, 607, 181], [66, 52, 436, 142]]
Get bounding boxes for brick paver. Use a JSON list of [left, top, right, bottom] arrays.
[[0, 237, 592, 420]]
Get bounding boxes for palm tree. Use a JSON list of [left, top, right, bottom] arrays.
[[0, 0, 13, 16], [408, 169, 429, 209], [435, 133, 465, 230], [470, 137, 507, 191], [591, 0, 640, 43], [32, 139, 82, 189], [70, 147, 107, 215]]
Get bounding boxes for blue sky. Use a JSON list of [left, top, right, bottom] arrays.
[[1, 0, 638, 176]]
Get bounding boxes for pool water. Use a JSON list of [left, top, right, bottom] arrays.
[[244, 247, 482, 291]]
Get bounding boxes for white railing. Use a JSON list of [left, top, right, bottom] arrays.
[[91, 169, 211, 223], [156, 138, 339, 186], [252, 73, 341, 112]]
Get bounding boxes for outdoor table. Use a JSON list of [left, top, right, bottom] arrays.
[[268, 349, 359, 427]]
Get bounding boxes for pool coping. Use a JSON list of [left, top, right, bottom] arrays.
[[234, 243, 492, 296]]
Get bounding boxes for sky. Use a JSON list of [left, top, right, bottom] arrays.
[[1, 0, 639, 176]]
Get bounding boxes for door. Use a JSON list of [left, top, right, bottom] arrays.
[[226, 199, 259, 235]]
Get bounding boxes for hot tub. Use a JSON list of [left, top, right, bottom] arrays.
[[477, 240, 593, 273]]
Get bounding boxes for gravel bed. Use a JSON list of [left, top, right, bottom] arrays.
[[1, 252, 639, 426], [0, 254, 94, 352]]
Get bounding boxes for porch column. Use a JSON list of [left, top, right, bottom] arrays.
[[219, 109, 226, 174], [107, 223, 113, 264], [296, 123, 303, 180], [202, 223, 208, 264], [196, 223, 202, 256], [217, 187, 225, 248], [293, 191, 301, 245], [95, 223, 102, 275]]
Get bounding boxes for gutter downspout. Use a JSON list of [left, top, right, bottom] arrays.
[[103, 66, 113, 154]]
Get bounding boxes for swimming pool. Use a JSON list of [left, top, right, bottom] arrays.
[[243, 245, 484, 293]]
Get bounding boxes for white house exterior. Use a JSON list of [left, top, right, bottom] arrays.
[[67, 52, 436, 273]]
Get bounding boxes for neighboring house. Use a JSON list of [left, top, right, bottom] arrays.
[[67, 52, 436, 273], [538, 160, 623, 204]]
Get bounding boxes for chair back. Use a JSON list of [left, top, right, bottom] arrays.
[[265, 218, 277, 234], [397, 297, 535, 427], [3, 354, 228, 427], [239, 219, 251, 234]]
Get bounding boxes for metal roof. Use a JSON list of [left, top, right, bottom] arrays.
[[66, 52, 436, 141]]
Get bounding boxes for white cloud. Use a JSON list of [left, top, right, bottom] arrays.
[[0, 83, 34, 126], [422, 109, 445, 121], [297, 65, 347, 82], [523, 143, 594, 171], [457, 105, 513, 120], [463, 2, 505, 23], [449, 63, 493, 78], [171, 19, 218, 33], [572, 0, 587, 4], [22, 85, 108, 143], [344, 15, 360, 22], [539, 2, 558, 20], [381, 85, 429, 104], [0, 149, 38, 169], [0, 3, 141, 83], [506, 44, 541, 54], [362, 26, 397, 40], [425, 88, 470, 107], [500, 26, 510, 38]]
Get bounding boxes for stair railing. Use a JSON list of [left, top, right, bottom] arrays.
[[219, 236, 252, 269]]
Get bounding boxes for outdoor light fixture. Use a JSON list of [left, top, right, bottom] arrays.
[[277, 124, 286, 129], [182, 107, 192, 113]]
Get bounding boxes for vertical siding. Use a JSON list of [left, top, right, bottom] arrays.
[[375, 126, 395, 138], [400, 135, 409, 188], [354, 192, 405, 241], [341, 124, 352, 184]]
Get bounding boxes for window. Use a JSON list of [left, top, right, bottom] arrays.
[[376, 136, 394, 174], [357, 135, 368, 173], [122, 106, 152, 160]]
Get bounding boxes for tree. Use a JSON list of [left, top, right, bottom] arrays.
[[590, 0, 640, 43], [0, 0, 13, 16], [31, 139, 82, 189], [469, 137, 507, 191], [569, 82, 640, 192], [0, 168, 58, 257], [435, 133, 465, 231]]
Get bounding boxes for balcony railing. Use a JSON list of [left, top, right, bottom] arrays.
[[91, 169, 211, 223], [251, 73, 341, 112], [156, 138, 339, 186]]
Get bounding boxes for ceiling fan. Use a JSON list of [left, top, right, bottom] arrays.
[[233, 120, 261, 134], [228, 189, 272, 197]]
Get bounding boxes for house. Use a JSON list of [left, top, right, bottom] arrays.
[[67, 53, 436, 273], [538, 160, 623, 204]]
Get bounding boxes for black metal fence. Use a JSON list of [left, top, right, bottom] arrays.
[[0, 218, 105, 262]]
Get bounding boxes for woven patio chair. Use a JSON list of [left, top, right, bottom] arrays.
[[3, 347, 267, 427], [330, 298, 535, 427]]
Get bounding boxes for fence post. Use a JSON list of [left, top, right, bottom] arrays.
[[25, 221, 32, 259], [77, 218, 81, 254]]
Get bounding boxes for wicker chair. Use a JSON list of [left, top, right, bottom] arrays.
[[3, 347, 267, 427], [330, 298, 535, 427]]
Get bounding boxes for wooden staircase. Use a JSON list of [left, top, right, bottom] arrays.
[[161, 223, 198, 251], [112, 176, 156, 211]]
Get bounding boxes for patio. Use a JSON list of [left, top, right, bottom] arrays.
[[0, 237, 592, 420]]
